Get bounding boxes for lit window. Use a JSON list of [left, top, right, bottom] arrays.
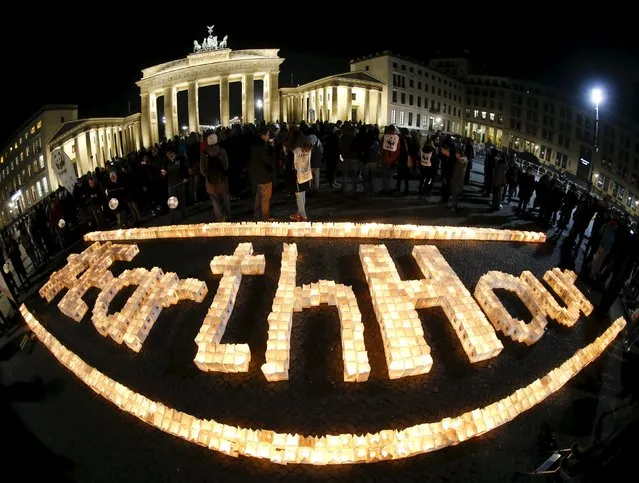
[[399, 111, 405, 125], [30, 126, 35, 134], [39, 155, 44, 169], [489, 113, 495, 121], [473, 109, 479, 118], [41, 177, 48, 194], [628, 193, 634, 207], [25, 147, 29, 156], [391, 109, 396, 124], [481, 111, 487, 119], [36, 181, 42, 198], [36, 120, 42, 129]]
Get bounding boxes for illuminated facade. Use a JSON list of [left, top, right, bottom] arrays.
[[459, 74, 639, 214], [137, 27, 283, 146], [349, 52, 465, 134], [0, 104, 77, 224], [280, 72, 384, 124], [48, 114, 142, 176]]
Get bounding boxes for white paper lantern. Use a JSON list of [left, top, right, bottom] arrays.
[[167, 196, 179, 210], [109, 198, 119, 211], [58, 219, 66, 229]]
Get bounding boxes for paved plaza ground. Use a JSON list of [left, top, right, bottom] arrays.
[[1, 160, 636, 482]]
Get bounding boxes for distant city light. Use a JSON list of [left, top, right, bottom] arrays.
[[182, 125, 188, 131], [162, 116, 167, 124], [256, 99, 263, 109]]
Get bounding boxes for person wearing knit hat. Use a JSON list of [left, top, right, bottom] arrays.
[[200, 130, 231, 221]]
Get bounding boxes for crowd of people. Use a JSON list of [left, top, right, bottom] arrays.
[[0, 119, 637, 320]]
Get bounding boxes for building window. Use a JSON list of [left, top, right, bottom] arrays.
[[365, 65, 369, 71], [401, 92, 406, 104], [409, 67, 414, 73], [473, 109, 479, 119], [417, 96, 421, 108], [628, 193, 634, 207], [392, 74, 397, 87], [399, 111, 405, 125], [351, 93, 356, 101], [41, 176, 48, 194], [392, 62, 397, 68], [36, 120, 42, 129], [489, 112, 495, 121], [39, 155, 44, 169], [401, 64, 406, 71], [409, 79, 414, 88], [409, 94, 414, 106], [416, 114, 421, 127], [392, 90, 398, 103], [418, 82, 422, 90], [408, 112, 413, 126], [391, 109, 396, 124], [481, 111, 487, 120]]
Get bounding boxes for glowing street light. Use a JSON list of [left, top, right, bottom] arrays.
[[589, 87, 604, 192], [591, 88, 603, 153]]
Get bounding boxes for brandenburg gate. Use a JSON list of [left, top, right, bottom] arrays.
[[137, 26, 283, 147]]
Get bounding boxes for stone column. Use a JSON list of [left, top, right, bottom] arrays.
[[164, 86, 177, 139], [345, 86, 353, 122], [219, 75, 230, 127], [331, 86, 338, 122], [363, 89, 371, 124], [135, 120, 142, 151], [377, 90, 383, 125], [74, 136, 84, 176], [141, 92, 152, 148], [241, 73, 255, 123], [76, 132, 90, 174], [149, 92, 158, 146], [188, 81, 199, 133], [263, 72, 279, 122], [114, 127, 122, 157], [323, 87, 329, 121], [270, 72, 280, 122]]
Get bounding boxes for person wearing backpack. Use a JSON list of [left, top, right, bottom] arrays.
[[418, 140, 436, 199], [380, 125, 401, 194], [288, 129, 313, 221], [200, 130, 231, 221]]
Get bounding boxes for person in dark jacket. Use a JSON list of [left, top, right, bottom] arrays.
[[166, 148, 189, 220], [491, 153, 508, 210], [105, 171, 129, 227], [517, 167, 536, 214], [249, 128, 275, 220], [86, 176, 106, 229]]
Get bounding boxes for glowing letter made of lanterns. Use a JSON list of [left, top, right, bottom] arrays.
[[261, 243, 371, 382], [359, 244, 504, 379], [40, 242, 140, 321], [194, 243, 266, 373], [92, 267, 207, 352]]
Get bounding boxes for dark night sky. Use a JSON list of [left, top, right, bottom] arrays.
[[1, 10, 638, 145]]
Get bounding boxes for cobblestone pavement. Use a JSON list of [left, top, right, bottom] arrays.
[[0, 163, 632, 482]]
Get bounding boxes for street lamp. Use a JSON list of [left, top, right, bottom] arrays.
[[591, 88, 603, 152], [589, 88, 603, 191], [256, 99, 263, 123]]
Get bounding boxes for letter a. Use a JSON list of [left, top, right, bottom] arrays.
[[359, 244, 503, 379]]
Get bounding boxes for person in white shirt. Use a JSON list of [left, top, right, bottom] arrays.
[[287, 130, 313, 221]]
